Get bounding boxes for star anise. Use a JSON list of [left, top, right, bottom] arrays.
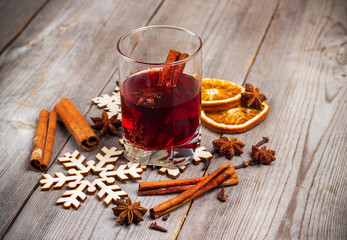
[[251, 145, 276, 164], [90, 111, 122, 136], [112, 197, 148, 225], [241, 83, 267, 110], [133, 88, 161, 105], [212, 137, 245, 159]]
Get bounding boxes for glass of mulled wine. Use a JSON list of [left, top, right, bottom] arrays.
[[116, 25, 202, 167]]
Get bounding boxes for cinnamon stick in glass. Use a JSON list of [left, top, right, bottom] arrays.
[[54, 98, 99, 151], [171, 52, 189, 87], [150, 163, 235, 219], [159, 49, 189, 87], [30, 110, 57, 171]]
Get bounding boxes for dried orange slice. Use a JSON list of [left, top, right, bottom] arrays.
[[202, 78, 245, 111], [201, 102, 269, 133]]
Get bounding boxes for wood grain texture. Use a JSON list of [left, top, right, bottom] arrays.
[[0, 0, 48, 52], [1, 0, 281, 239], [178, 0, 347, 239], [2, 0, 345, 239], [0, 0, 162, 237]]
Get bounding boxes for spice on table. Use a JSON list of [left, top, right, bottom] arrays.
[[218, 187, 228, 202], [201, 158, 211, 171], [255, 136, 269, 147], [90, 111, 121, 136], [150, 163, 235, 219], [234, 161, 252, 169], [150, 221, 167, 232], [112, 197, 147, 225], [29, 110, 57, 171], [193, 146, 213, 165], [234, 145, 276, 169], [241, 83, 267, 110], [252, 145, 276, 164], [162, 213, 170, 221], [212, 137, 245, 159], [138, 171, 238, 196], [54, 98, 99, 151]]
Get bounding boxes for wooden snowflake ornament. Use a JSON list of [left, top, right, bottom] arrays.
[[39, 147, 143, 209], [157, 166, 187, 179], [193, 146, 213, 164], [92, 88, 121, 118], [56, 180, 89, 209], [100, 162, 144, 182]]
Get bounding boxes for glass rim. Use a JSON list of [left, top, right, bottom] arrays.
[[116, 25, 202, 66]]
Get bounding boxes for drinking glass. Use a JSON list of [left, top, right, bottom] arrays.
[[117, 25, 202, 167]]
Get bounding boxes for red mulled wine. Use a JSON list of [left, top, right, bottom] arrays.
[[121, 69, 201, 150]]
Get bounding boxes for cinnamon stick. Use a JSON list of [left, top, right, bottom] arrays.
[[150, 163, 235, 219], [170, 52, 189, 87], [30, 110, 48, 171], [41, 111, 57, 171], [139, 172, 238, 192], [30, 110, 57, 171], [159, 49, 189, 87], [138, 176, 238, 196], [54, 98, 99, 151]]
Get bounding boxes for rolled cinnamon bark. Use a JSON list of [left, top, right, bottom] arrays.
[[150, 163, 234, 219], [138, 176, 238, 196], [30, 110, 57, 171], [159, 49, 180, 87], [159, 49, 189, 87], [54, 98, 99, 151], [170, 52, 189, 87], [138, 172, 238, 195], [40, 111, 57, 171], [30, 110, 49, 171]]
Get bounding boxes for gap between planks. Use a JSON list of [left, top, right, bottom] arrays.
[[0, 136, 74, 240], [95, 0, 166, 96], [0, 0, 51, 57], [242, 0, 282, 86], [1, 182, 41, 240], [209, 0, 281, 139], [174, 200, 196, 240]]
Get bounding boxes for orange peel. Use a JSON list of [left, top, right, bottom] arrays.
[[201, 102, 269, 133], [202, 78, 244, 111]]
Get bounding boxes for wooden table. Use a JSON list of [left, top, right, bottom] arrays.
[[1, 0, 346, 239]]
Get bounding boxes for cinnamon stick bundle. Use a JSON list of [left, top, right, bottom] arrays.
[[150, 163, 235, 219], [54, 98, 99, 151], [30, 110, 57, 171], [138, 172, 238, 196], [159, 49, 189, 87]]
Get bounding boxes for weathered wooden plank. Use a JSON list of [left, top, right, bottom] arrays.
[[2, 0, 281, 239], [0, 0, 162, 237], [0, 0, 48, 52], [178, 0, 347, 239]]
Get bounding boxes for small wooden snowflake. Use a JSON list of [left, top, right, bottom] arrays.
[[92, 88, 121, 118], [153, 165, 187, 179], [193, 146, 213, 164]]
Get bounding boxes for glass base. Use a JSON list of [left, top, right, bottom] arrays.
[[123, 126, 200, 168]]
